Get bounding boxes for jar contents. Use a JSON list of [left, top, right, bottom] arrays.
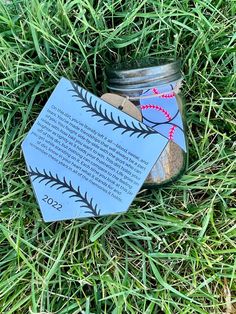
[[106, 59, 188, 187]]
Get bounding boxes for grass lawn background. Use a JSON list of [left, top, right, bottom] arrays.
[[0, 0, 235, 313]]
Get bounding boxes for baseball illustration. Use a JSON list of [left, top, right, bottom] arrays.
[[139, 84, 186, 152]]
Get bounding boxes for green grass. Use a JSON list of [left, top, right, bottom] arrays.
[[0, 0, 236, 313]]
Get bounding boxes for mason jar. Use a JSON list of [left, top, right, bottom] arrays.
[[106, 58, 188, 187]]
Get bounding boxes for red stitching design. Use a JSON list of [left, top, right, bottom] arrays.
[[152, 88, 159, 95], [151, 88, 175, 98], [140, 104, 177, 140], [161, 92, 175, 98], [140, 104, 172, 121], [169, 125, 176, 140]]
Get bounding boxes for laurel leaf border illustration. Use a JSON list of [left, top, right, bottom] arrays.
[[28, 166, 101, 217], [68, 81, 159, 139]]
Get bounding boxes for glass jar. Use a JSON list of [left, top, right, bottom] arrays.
[[106, 58, 188, 187]]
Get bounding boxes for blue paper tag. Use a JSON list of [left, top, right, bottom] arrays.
[[140, 84, 186, 152], [22, 78, 168, 222]]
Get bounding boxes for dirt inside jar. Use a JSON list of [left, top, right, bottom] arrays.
[[145, 141, 184, 185]]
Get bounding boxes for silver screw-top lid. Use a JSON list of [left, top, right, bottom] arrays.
[[106, 58, 182, 92]]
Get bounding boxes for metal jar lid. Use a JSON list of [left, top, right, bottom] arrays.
[[106, 58, 182, 92]]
